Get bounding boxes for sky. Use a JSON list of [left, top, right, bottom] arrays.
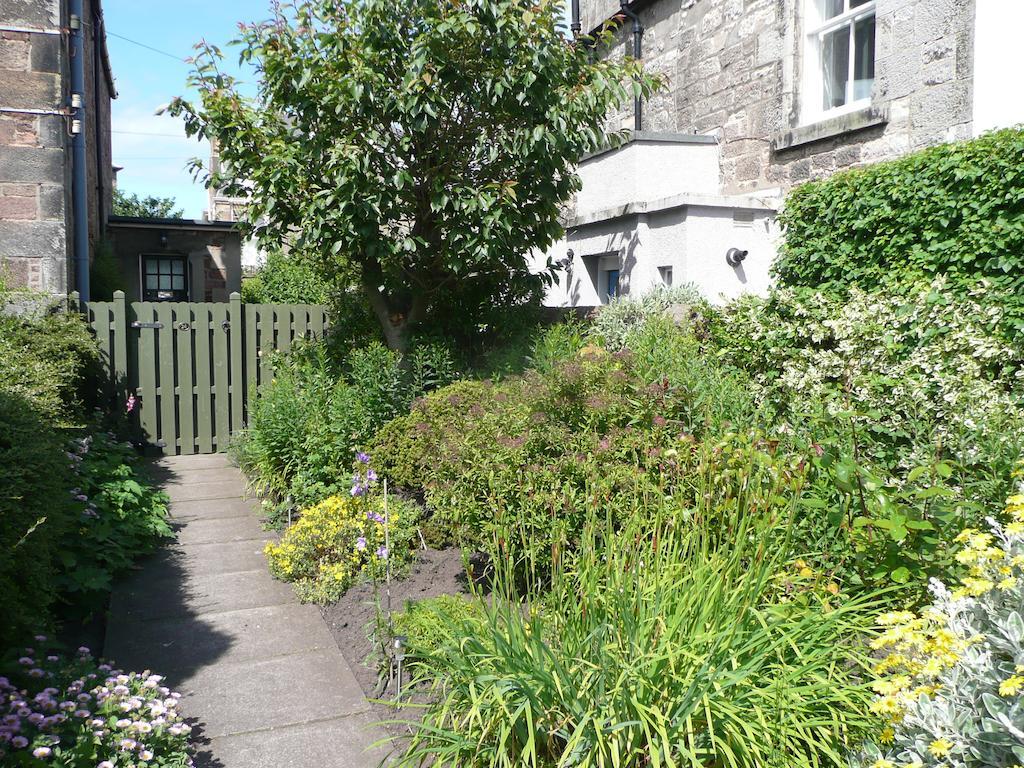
[[104, 0, 573, 220], [104, 0, 271, 219]]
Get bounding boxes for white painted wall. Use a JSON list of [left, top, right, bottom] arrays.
[[972, 0, 1024, 135], [576, 139, 721, 216]]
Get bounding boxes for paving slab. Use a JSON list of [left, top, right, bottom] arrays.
[[165, 478, 251, 503], [175, 514, 269, 546], [200, 715, 393, 768], [108, 603, 335, 675], [170, 498, 264, 522], [106, 454, 388, 766], [161, 453, 236, 470], [174, 649, 373, 739], [110, 568, 297, 623]]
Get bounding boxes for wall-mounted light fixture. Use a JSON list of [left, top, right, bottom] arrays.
[[726, 247, 748, 267], [159, 231, 169, 249]]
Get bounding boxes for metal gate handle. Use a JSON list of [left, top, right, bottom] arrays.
[[131, 321, 164, 329]]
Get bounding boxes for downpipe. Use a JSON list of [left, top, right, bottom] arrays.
[[69, 0, 90, 301], [618, 0, 644, 132]]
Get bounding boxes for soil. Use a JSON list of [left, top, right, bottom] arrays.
[[320, 547, 469, 705]]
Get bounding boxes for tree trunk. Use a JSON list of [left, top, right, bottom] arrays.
[[361, 279, 426, 354]]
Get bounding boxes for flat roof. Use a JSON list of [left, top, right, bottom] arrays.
[[108, 215, 239, 232]]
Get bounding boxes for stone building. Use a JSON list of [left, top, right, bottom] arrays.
[[0, 0, 115, 295], [543, 0, 1024, 307]]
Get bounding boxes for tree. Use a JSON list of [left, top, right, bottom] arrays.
[[170, 0, 659, 351], [112, 189, 184, 219]]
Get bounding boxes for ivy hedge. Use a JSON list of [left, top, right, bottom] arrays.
[[774, 127, 1024, 336]]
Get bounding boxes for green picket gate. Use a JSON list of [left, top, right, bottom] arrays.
[[73, 291, 328, 455]]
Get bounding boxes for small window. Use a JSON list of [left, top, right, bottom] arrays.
[[658, 266, 673, 287], [142, 255, 189, 301], [606, 269, 620, 301], [803, 0, 875, 123]]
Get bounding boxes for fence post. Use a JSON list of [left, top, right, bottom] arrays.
[[111, 291, 128, 390], [229, 292, 244, 435]]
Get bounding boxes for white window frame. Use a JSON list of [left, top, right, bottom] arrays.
[[801, 0, 877, 126]]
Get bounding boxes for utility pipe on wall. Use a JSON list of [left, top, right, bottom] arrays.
[[618, 0, 644, 132], [570, 0, 581, 36], [69, 0, 90, 301]]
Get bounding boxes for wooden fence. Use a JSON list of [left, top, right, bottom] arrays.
[[74, 291, 328, 455]]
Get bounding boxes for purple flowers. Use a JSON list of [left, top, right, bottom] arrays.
[[356, 536, 367, 551], [376, 546, 389, 560], [356, 451, 371, 465]]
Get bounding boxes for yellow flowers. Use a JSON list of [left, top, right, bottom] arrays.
[[927, 737, 953, 757], [869, 760, 894, 768], [999, 674, 1024, 697], [264, 494, 415, 603]]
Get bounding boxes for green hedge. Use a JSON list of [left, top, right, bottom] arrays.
[[774, 127, 1024, 335]]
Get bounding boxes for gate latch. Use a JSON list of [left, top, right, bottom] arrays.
[[131, 321, 164, 329]]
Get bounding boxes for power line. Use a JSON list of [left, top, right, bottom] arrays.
[[106, 30, 186, 62], [112, 129, 192, 138]]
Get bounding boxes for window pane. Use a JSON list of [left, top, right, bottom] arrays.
[[172, 276, 185, 290], [160, 259, 171, 274], [821, 27, 850, 110], [159, 275, 171, 290], [145, 259, 158, 277], [853, 15, 875, 100], [850, 0, 872, 7], [171, 260, 184, 275], [146, 275, 158, 289], [818, 0, 843, 20], [660, 266, 673, 287]]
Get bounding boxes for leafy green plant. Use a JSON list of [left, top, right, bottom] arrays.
[[391, 595, 484, 669], [170, 0, 662, 351], [774, 127, 1024, 340], [395, 457, 880, 768]]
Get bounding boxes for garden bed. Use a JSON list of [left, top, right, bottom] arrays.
[[320, 546, 469, 701]]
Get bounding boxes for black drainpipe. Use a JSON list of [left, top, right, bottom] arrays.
[[570, 0, 581, 36], [92, 4, 105, 240], [618, 0, 643, 132], [69, 0, 90, 301]]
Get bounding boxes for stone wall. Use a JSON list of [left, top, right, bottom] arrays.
[[0, 0, 69, 292], [583, 0, 976, 196], [0, 0, 114, 295]]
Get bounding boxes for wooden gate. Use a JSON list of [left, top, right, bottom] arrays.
[[75, 291, 328, 455]]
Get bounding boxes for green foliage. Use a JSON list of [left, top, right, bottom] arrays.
[[57, 433, 172, 601], [234, 339, 456, 515], [397, 468, 879, 768], [170, 0, 661, 350], [0, 302, 104, 424], [708, 280, 1024, 596], [0, 389, 73, 651], [240, 248, 332, 305], [774, 127, 1024, 339], [369, 330, 761, 568], [112, 188, 184, 219], [89, 240, 124, 301], [391, 595, 484, 667], [588, 283, 705, 351], [0, 395, 170, 650]]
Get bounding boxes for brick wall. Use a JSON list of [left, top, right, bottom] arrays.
[[0, 0, 69, 292], [584, 0, 976, 196]]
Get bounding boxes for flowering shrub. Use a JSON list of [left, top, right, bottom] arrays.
[[265, 459, 421, 603], [0, 640, 191, 766], [851, 492, 1024, 767], [587, 283, 705, 351], [711, 280, 1024, 593]]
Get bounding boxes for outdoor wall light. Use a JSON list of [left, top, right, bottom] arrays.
[[726, 247, 748, 267], [159, 232, 169, 249]]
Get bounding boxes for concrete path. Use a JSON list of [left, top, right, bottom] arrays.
[[105, 453, 391, 768]]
